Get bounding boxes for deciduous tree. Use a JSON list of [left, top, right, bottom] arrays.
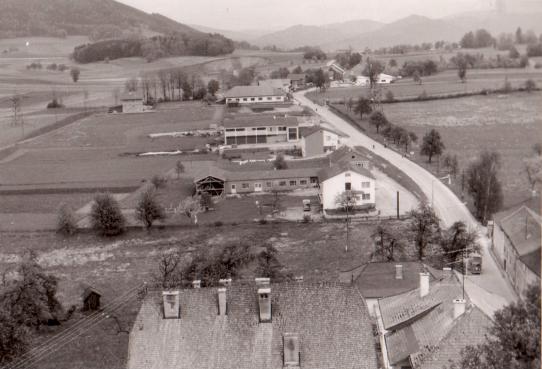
[[207, 79, 219, 96], [420, 129, 445, 163], [70, 67, 80, 83], [368, 110, 389, 134], [407, 203, 441, 260], [135, 186, 165, 229], [353, 96, 372, 120], [56, 203, 77, 236], [372, 223, 405, 261], [441, 221, 478, 268], [90, 193, 126, 236]]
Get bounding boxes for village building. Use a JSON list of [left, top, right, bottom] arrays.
[[126, 282, 378, 369], [224, 85, 286, 106], [326, 59, 346, 80], [222, 115, 300, 147], [300, 125, 345, 157], [120, 91, 145, 113], [377, 272, 491, 369], [257, 78, 291, 93], [346, 262, 443, 316], [287, 73, 307, 90], [491, 204, 541, 299], [376, 73, 396, 84], [328, 146, 371, 168], [82, 287, 102, 311], [318, 162, 376, 211]]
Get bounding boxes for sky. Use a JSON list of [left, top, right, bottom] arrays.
[[117, 0, 493, 31]]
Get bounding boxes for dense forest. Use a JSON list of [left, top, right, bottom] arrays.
[[72, 33, 235, 63]]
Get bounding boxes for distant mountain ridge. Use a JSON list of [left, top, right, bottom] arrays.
[[0, 0, 204, 39]]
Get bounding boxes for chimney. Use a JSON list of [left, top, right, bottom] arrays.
[[395, 265, 403, 280], [419, 272, 430, 298], [443, 267, 453, 278], [283, 333, 300, 366], [162, 291, 180, 319], [192, 280, 201, 289], [453, 298, 466, 319], [258, 287, 272, 322], [294, 276, 304, 283], [218, 288, 227, 316], [219, 278, 232, 287], [255, 277, 270, 286]]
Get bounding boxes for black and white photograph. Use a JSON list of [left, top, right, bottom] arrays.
[[0, 0, 540, 368]]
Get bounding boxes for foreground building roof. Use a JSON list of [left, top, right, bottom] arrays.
[[127, 282, 378, 369], [224, 85, 286, 98], [223, 115, 299, 128]]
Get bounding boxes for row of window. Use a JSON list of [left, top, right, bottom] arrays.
[[230, 96, 284, 102], [236, 179, 309, 190], [225, 126, 289, 133], [344, 181, 371, 189]]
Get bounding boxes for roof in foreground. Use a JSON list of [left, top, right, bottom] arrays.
[[224, 85, 286, 98], [120, 91, 143, 100], [127, 282, 378, 369], [318, 161, 375, 182], [299, 125, 346, 138], [223, 114, 299, 128], [354, 262, 440, 298]]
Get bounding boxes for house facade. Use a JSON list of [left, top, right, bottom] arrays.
[[121, 91, 144, 113], [318, 163, 376, 211], [300, 126, 344, 157], [287, 73, 306, 90], [491, 205, 541, 299], [376, 73, 396, 84], [225, 168, 319, 194], [224, 85, 286, 105], [223, 115, 300, 147]]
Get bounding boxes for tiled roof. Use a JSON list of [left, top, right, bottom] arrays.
[[497, 205, 541, 275], [226, 167, 319, 181], [354, 262, 441, 298], [127, 283, 378, 369], [328, 146, 367, 164], [318, 162, 375, 182], [414, 306, 492, 369], [287, 73, 306, 81], [299, 125, 345, 138], [120, 91, 143, 100], [223, 115, 298, 128], [379, 277, 467, 365], [224, 85, 285, 98]]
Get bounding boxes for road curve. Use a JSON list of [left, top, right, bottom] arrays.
[[295, 89, 518, 317]]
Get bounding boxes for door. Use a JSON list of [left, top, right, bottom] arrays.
[[254, 183, 263, 192], [231, 184, 236, 194]]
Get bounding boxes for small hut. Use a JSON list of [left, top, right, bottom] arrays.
[[82, 287, 102, 311]]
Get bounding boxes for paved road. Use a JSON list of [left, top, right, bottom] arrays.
[[295, 90, 518, 317]]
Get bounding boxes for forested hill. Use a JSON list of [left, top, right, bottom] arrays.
[[0, 0, 204, 39]]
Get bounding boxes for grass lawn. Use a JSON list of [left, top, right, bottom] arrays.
[[332, 92, 542, 209]]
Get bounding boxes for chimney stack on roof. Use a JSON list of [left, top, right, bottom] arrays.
[[192, 280, 201, 289], [219, 278, 232, 287], [419, 272, 430, 298], [258, 287, 272, 323], [453, 298, 466, 319], [218, 288, 227, 316], [395, 265, 403, 280], [283, 333, 300, 366], [443, 267, 453, 278], [162, 291, 180, 319], [255, 277, 270, 286]]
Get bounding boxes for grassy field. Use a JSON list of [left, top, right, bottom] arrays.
[[332, 91, 542, 209], [0, 220, 387, 369], [307, 68, 542, 104]]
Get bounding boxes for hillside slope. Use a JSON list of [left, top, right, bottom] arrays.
[[0, 0, 202, 39]]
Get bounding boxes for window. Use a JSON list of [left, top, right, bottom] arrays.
[[250, 97, 255, 101], [279, 181, 287, 186], [257, 127, 266, 131], [231, 184, 236, 190], [243, 98, 247, 101], [288, 127, 298, 141], [269, 127, 275, 131], [345, 172, 351, 177], [362, 193, 371, 200], [278, 127, 287, 131], [267, 97, 272, 100], [266, 182, 272, 187], [242, 183, 249, 189], [362, 181, 371, 188], [225, 128, 235, 132], [345, 182, 351, 190], [258, 97, 263, 101], [326, 135, 331, 141], [252, 127, 258, 131], [290, 180, 297, 186], [300, 180, 307, 185], [235, 128, 245, 132]]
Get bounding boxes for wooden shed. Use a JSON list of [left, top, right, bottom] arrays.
[[82, 287, 102, 311]]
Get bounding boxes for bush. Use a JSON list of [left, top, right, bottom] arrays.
[[418, 90, 428, 100], [525, 79, 537, 92], [90, 193, 126, 236], [214, 221, 223, 227], [385, 90, 395, 102], [47, 99, 64, 109], [302, 214, 311, 223], [258, 218, 268, 225], [57, 204, 77, 235], [151, 175, 167, 188]]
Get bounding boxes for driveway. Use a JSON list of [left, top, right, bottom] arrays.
[[295, 89, 518, 316]]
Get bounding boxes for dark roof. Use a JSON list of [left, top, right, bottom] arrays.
[[318, 162, 375, 182], [120, 91, 143, 101], [226, 167, 319, 181], [328, 146, 367, 164], [223, 115, 298, 128], [354, 262, 441, 298], [497, 205, 541, 275], [415, 307, 492, 369], [82, 287, 102, 300], [299, 125, 344, 138], [379, 277, 468, 365], [224, 85, 286, 98], [287, 73, 306, 81], [127, 283, 378, 369]]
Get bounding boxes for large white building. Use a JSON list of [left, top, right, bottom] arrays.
[[300, 125, 345, 157], [224, 85, 286, 105], [318, 163, 376, 211], [222, 114, 299, 146], [120, 91, 144, 113]]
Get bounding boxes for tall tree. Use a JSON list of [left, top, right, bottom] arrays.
[[135, 186, 165, 229], [90, 193, 126, 236], [466, 150, 503, 224], [368, 110, 388, 133], [353, 96, 372, 120], [207, 79, 220, 96], [407, 203, 441, 260], [421, 129, 445, 163], [372, 223, 405, 261], [273, 154, 288, 170], [70, 67, 80, 83], [441, 221, 479, 268], [363, 59, 385, 88], [453, 284, 540, 369]]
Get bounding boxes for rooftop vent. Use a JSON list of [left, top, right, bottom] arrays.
[[395, 264, 403, 280], [192, 280, 201, 289], [443, 267, 453, 278], [162, 291, 180, 319], [218, 288, 227, 316], [453, 298, 466, 319], [419, 272, 430, 298], [219, 278, 232, 287], [283, 333, 300, 367], [255, 277, 270, 286], [258, 287, 272, 323]]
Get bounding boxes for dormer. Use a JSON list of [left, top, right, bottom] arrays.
[[162, 291, 180, 319], [283, 333, 300, 367], [258, 287, 272, 323]]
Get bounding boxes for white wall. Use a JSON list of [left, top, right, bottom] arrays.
[[323, 131, 340, 150], [320, 170, 375, 210], [226, 95, 285, 104]]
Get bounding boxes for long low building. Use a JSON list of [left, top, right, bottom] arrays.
[[224, 85, 286, 105], [223, 115, 300, 146]]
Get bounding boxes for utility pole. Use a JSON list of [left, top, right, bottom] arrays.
[[345, 202, 350, 253], [396, 191, 400, 219]]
